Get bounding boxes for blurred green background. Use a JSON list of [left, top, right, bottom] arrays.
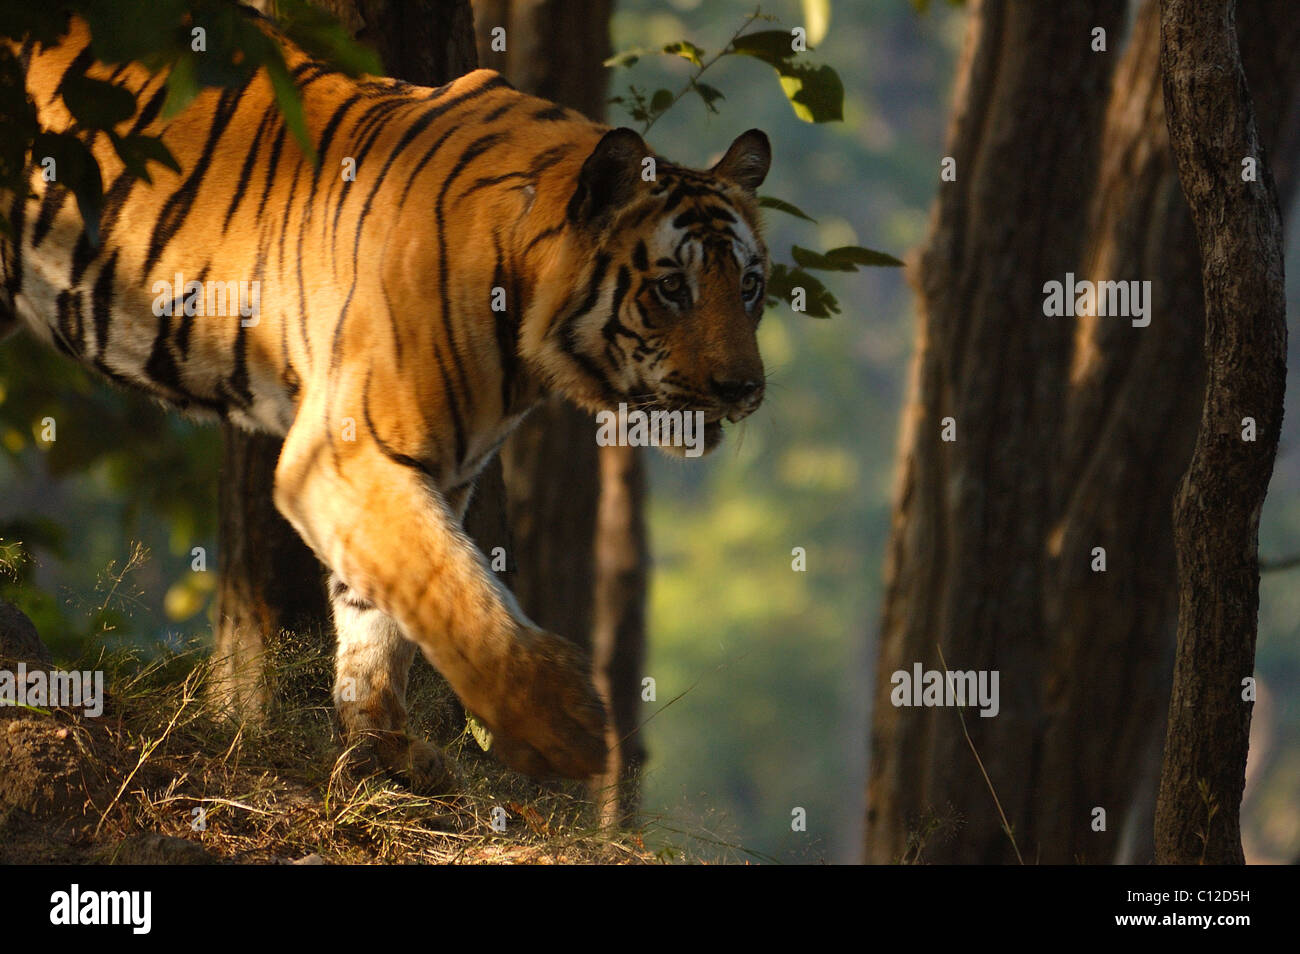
[[1, 0, 1296, 864]]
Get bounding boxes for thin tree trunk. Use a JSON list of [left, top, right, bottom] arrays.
[[212, 432, 330, 716], [1038, 0, 1300, 864], [1154, 0, 1287, 865]]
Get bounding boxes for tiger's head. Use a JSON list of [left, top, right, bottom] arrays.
[[531, 127, 771, 456]]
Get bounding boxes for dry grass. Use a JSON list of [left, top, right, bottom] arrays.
[[3, 630, 664, 864]]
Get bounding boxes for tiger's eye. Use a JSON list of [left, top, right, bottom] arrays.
[[659, 274, 684, 295]]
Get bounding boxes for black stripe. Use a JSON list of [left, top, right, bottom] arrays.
[[222, 315, 254, 409], [362, 370, 439, 481], [491, 252, 516, 411], [223, 106, 276, 233], [556, 253, 620, 401], [30, 179, 67, 249], [528, 145, 570, 175], [309, 93, 366, 195], [524, 221, 565, 255], [295, 94, 365, 363], [69, 169, 137, 285], [257, 122, 288, 213], [459, 171, 529, 200], [431, 132, 507, 403], [55, 290, 86, 357], [91, 251, 117, 359], [327, 95, 417, 241], [127, 79, 168, 135], [174, 264, 209, 359], [432, 346, 468, 466], [4, 182, 26, 296], [144, 313, 182, 392], [601, 265, 647, 360], [144, 83, 250, 274]]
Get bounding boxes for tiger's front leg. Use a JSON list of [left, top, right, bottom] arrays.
[[274, 402, 608, 781], [329, 573, 461, 792]]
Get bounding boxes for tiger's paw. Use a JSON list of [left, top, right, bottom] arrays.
[[342, 730, 463, 796], [486, 628, 608, 780]]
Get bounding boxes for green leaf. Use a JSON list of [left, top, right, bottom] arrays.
[[467, 714, 493, 752], [663, 40, 705, 66], [33, 132, 103, 245], [767, 264, 839, 318], [604, 49, 644, 68], [759, 195, 817, 222], [161, 54, 200, 120], [59, 73, 136, 129], [649, 88, 674, 114], [265, 53, 316, 165], [791, 245, 854, 272], [693, 82, 725, 112], [108, 132, 181, 185], [80, 0, 188, 65], [777, 63, 843, 123], [825, 245, 905, 268], [731, 29, 802, 63], [274, 0, 382, 77]]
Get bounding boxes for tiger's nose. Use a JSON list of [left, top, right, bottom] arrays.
[[711, 377, 764, 406]]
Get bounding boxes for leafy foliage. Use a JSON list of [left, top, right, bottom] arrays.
[[0, 0, 379, 241], [607, 7, 901, 319]]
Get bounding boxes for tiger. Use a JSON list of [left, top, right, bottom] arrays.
[[0, 11, 770, 788]]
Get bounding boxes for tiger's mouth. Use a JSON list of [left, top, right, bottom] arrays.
[[616, 390, 758, 458]]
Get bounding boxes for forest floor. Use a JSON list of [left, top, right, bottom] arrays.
[[0, 620, 662, 865]]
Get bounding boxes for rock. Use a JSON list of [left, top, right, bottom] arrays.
[[0, 601, 51, 668], [291, 852, 326, 865], [112, 832, 215, 865]]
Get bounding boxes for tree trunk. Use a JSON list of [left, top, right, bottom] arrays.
[[866, 0, 1126, 865], [1154, 0, 1287, 865], [867, 0, 1300, 864], [214, 0, 482, 715], [1038, 0, 1300, 864], [473, 0, 648, 825], [212, 431, 330, 715]]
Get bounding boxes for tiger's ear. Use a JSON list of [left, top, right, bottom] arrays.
[[567, 127, 649, 227], [711, 129, 770, 193]]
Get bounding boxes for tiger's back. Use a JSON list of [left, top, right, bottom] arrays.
[[4, 15, 605, 451]]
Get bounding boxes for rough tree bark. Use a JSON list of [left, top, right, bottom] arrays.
[[1038, 0, 1300, 864], [473, 0, 648, 824], [866, 0, 1126, 865], [1154, 0, 1287, 865], [868, 0, 1300, 864], [212, 433, 330, 715]]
